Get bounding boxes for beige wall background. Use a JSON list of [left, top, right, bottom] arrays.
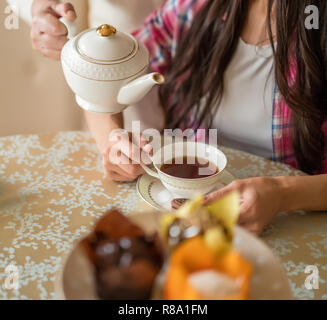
[[0, 0, 88, 137]]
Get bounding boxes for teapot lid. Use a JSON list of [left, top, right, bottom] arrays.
[[61, 24, 149, 81], [76, 24, 137, 62]]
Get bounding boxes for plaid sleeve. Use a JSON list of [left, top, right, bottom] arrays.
[[133, 0, 206, 74]]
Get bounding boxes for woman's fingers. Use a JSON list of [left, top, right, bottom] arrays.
[[204, 180, 258, 227], [109, 132, 147, 175], [103, 154, 141, 182], [108, 142, 145, 177], [52, 2, 76, 20], [121, 135, 145, 164], [141, 143, 153, 165], [120, 164, 144, 177], [106, 170, 137, 182], [105, 169, 135, 182], [239, 221, 263, 236], [31, 1, 77, 60], [237, 204, 255, 226], [110, 163, 140, 181], [40, 33, 68, 50], [36, 13, 67, 35], [204, 181, 239, 205], [31, 14, 67, 59], [204, 177, 280, 235], [31, 30, 63, 59], [102, 131, 151, 182]]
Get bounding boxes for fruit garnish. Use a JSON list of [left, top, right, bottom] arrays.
[[206, 191, 240, 231], [204, 226, 231, 256], [160, 192, 240, 255], [162, 192, 252, 300], [164, 237, 252, 300], [174, 194, 203, 219]]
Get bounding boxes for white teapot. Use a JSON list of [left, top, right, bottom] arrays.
[[60, 18, 165, 114]]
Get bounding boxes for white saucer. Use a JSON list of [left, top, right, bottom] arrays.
[[136, 170, 236, 211]]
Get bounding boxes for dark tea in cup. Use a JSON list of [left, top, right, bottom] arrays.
[[160, 156, 219, 179]]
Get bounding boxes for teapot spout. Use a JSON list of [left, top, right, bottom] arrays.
[[117, 72, 165, 106]]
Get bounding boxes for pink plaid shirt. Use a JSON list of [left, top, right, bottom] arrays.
[[134, 0, 327, 173]]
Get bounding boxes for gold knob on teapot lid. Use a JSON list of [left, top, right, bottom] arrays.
[[97, 24, 117, 37]]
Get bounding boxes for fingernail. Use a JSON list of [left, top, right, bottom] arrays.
[[66, 10, 76, 19]]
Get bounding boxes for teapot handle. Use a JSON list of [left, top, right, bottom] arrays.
[[59, 17, 78, 40]]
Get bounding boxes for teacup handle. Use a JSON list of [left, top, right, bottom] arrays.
[[140, 163, 160, 179], [59, 17, 78, 40]]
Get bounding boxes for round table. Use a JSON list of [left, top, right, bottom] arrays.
[[0, 132, 326, 300]]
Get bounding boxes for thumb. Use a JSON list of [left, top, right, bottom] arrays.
[[53, 2, 76, 21], [139, 137, 153, 155], [141, 143, 153, 154], [204, 183, 237, 205], [140, 143, 153, 166]]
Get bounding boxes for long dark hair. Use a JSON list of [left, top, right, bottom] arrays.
[[159, 0, 327, 174]]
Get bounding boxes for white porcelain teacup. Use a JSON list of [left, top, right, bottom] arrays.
[[141, 141, 228, 198]]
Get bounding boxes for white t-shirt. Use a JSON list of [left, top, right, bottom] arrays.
[[213, 38, 275, 158]]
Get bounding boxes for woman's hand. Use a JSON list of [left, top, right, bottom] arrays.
[[83, 112, 150, 182], [205, 177, 286, 235], [31, 0, 76, 60], [102, 130, 152, 182]]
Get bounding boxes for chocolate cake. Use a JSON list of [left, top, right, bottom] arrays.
[[81, 209, 164, 300]]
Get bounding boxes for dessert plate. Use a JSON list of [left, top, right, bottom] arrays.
[[55, 212, 292, 300], [136, 170, 236, 211]]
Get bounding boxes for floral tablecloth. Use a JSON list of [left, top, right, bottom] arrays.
[[0, 132, 326, 300]]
